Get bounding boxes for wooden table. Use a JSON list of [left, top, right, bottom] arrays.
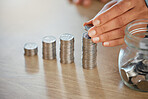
[[0, 0, 147, 99]]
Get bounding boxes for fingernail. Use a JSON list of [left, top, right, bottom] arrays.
[[89, 30, 96, 37], [94, 20, 100, 26], [103, 42, 109, 46], [93, 37, 100, 42]]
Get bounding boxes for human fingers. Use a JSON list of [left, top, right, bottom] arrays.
[[93, 0, 136, 26], [84, 0, 117, 26], [88, 8, 137, 37], [91, 27, 125, 43], [102, 38, 124, 47]]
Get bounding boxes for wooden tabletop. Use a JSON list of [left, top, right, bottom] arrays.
[[0, 0, 147, 99]]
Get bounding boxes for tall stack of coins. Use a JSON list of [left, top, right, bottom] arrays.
[[60, 33, 74, 64], [82, 32, 97, 69], [24, 42, 38, 56], [42, 36, 56, 60]]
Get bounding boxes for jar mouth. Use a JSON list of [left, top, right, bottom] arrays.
[[125, 19, 148, 50]]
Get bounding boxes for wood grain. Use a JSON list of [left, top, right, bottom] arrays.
[[0, 0, 148, 99]]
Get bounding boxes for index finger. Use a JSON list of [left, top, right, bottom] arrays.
[[93, 0, 136, 26]]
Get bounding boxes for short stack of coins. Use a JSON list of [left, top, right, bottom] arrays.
[[42, 36, 56, 60], [24, 42, 38, 56], [82, 32, 97, 69], [60, 33, 74, 64]]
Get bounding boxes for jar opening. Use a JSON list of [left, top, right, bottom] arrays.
[[125, 19, 148, 50]]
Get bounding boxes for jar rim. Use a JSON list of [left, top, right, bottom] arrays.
[[125, 19, 148, 40], [125, 19, 148, 50]]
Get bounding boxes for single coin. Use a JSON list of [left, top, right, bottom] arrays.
[[121, 68, 129, 82], [83, 32, 91, 39], [143, 60, 148, 66], [84, 24, 94, 31], [131, 75, 145, 85], [137, 61, 148, 73], [42, 36, 56, 43], [60, 33, 74, 41], [24, 42, 38, 50], [137, 80, 148, 91]]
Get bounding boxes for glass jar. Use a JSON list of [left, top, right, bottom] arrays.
[[118, 19, 148, 92]]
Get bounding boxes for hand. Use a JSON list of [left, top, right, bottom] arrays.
[[84, 0, 148, 47], [72, 0, 110, 7]]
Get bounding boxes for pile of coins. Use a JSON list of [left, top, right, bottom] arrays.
[[24, 42, 38, 56], [60, 33, 74, 64], [42, 36, 56, 60], [82, 32, 97, 69], [120, 53, 148, 91]]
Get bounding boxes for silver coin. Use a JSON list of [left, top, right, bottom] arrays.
[[135, 52, 145, 60], [125, 64, 137, 77], [143, 59, 148, 66], [43, 56, 56, 60], [60, 54, 74, 57], [42, 36, 56, 44], [83, 32, 91, 39], [24, 42, 38, 50], [60, 60, 74, 64], [84, 24, 93, 31], [60, 39, 74, 42], [60, 33, 74, 41], [42, 44, 56, 48], [60, 57, 74, 59], [120, 68, 130, 82], [60, 55, 74, 57], [60, 46, 74, 49], [82, 63, 96, 69], [60, 48, 74, 51], [82, 61, 96, 65], [136, 60, 148, 73], [43, 52, 56, 55], [120, 64, 137, 82]]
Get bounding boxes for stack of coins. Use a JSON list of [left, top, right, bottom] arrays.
[[82, 32, 97, 69], [24, 42, 38, 56], [60, 33, 74, 64], [42, 36, 56, 60]]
